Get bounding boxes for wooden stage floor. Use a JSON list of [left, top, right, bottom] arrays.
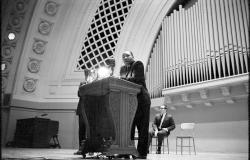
[[1, 148, 248, 160]]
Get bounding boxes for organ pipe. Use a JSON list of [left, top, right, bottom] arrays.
[[146, 0, 249, 98]]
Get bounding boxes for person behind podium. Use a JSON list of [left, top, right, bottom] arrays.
[[120, 51, 151, 159], [74, 81, 87, 155], [148, 105, 175, 154]]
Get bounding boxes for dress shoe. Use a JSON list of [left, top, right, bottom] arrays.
[[73, 150, 82, 155], [156, 150, 161, 154], [137, 155, 147, 159]]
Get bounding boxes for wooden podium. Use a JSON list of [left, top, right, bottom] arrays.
[[78, 77, 141, 156], [14, 118, 59, 148]]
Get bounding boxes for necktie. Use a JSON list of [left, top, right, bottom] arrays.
[[159, 113, 166, 129], [125, 65, 131, 78]]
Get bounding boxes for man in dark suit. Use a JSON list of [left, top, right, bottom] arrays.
[[120, 51, 151, 159], [74, 82, 87, 155], [148, 105, 175, 154]]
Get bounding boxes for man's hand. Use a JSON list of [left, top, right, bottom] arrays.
[[154, 130, 158, 137], [79, 81, 86, 87], [162, 128, 168, 132]]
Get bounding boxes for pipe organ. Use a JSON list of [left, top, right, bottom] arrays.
[[146, 0, 249, 98]]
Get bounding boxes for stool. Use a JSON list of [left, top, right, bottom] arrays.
[[150, 136, 169, 154], [50, 135, 61, 148], [176, 136, 196, 155], [176, 123, 196, 155]]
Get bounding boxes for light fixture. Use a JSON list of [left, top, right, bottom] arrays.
[[105, 58, 115, 76], [86, 69, 97, 83], [97, 66, 112, 80], [8, 33, 15, 40], [1, 63, 6, 71]]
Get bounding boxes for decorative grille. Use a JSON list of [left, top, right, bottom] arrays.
[[75, 0, 134, 71]]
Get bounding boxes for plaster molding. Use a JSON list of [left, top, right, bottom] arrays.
[[2, 45, 13, 59], [225, 98, 235, 104], [23, 77, 38, 93], [50, 0, 99, 81], [2, 77, 8, 90], [10, 15, 23, 28], [27, 58, 42, 73], [162, 73, 248, 95], [186, 104, 193, 109], [44, 1, 60, 16], [200, 90, 208, 99], [114, 0, 177, 75], [1, 61, 11, 75], [32, 38, 48, 55], [204, 102, 213, 107], [38, 19, 54, 35], [15, 0, 27, 13], [181, 93, 189, 102], [221, 86, 230, 96], [244, 83, 248, 93], [1, 0, 36, 93]]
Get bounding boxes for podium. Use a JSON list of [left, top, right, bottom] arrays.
[[14, 118, 59, 148], [78, 77, 141, 156]]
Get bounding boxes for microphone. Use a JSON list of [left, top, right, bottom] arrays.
[[41, 113, 48, 117]]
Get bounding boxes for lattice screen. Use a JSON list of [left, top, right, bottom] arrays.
[[75, 0, 134, 71]]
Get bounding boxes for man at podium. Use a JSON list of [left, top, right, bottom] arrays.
[[120, 51, 151, 159]]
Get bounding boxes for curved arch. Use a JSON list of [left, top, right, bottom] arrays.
[[114, 0, 177, 76]]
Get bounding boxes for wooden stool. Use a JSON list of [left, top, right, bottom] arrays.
[[176, 136, 196, 155], [176, 123, 196, 155], [150, 136, 169, 154]]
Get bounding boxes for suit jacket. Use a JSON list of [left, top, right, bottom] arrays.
[[76, 82, 86, 115], [120, 61, 151, 105], [152, 113, 175, 133]]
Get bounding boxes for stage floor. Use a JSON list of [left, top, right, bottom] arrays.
[[1, 148, 248, 160]]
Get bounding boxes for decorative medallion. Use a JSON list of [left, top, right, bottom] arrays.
[[1, 61, 10, 74], [15, 0, 26, 12], [44, 1, 59, 16], [32, 38, 47, 54], [10, 16, 22, 27], [2, 46, 13, 58], [27, 58, 41, 73], [23, 77, 38, 92], [2, 77, 7, 90], [38, 19, 53, 35]]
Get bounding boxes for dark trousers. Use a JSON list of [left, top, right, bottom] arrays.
[[131, 102, 150, 156], [148, 130, 169, 151], [78, 114, 86, 148]]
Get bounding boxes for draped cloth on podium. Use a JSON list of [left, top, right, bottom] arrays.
[[78, 77, 141, 156]]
